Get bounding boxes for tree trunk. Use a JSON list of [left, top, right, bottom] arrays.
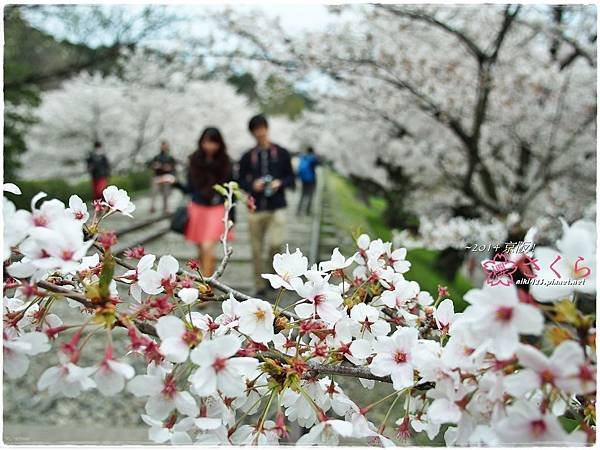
[[434, 247, 467, 281]]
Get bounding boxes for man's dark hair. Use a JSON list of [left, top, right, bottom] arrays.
[[248, 114, 268, 132], [94, 141, 102, 149], [307, 146, 314, 154]]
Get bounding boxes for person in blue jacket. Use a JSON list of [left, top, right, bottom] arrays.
[[296, 146, 320, 216]]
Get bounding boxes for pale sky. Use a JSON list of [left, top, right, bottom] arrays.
[[24, 4, 338, 47], [21, 3, 350, 94]]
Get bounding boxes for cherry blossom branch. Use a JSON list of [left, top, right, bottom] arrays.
[[97, 243, 300, 320], [33, 278, 585, 406], [36, 279, 157, 337], [376, 6, 486, 61], [29, 282, 400, 384], [209, 181, 236, 280], [515, 17, 596, 69]]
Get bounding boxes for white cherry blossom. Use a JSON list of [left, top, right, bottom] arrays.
[[319, 247, 354, 272], [128, 363, 198, 420], [94, 347, 135, 396], [494, 400, 586, 445], [349, 303, 390, 340], [369, 327, 421, 390], [123, 254, 156, 301], [427, 377, 475, 425], [138, 255, 179, 295], [37, 358, 97, 398], [141, 414, 194, 444], [102, 185, 136, 216], [387, 247, 411, 274], [455, 285, 544, 359], [3, 330, 50, 379], [262, 246, 308, 290], [237, 298, 275, 343], [292, 275, 343, 325], [25, 218, 94, 274], [530, 219, 596, 302], [215, 293, 241, 331], [434, 299, 455, 332], [27, 193, 65, 229], [296, 419, 354, 446], [177, 287, 199, 305], [230, 421, 280, 445], [189, 334, 258, 398], [505, 341, 593, 396], [155, 315, 202, 363], [3, 183, 21, 195], [3, 198, 31, 260], [66, 195, 89, 223], [380, 279, 420, 309]]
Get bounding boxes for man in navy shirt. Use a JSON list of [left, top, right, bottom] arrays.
[[238, 114, 295, 296]]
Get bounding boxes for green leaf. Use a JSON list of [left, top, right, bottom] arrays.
[[558, 416, 579, 433], [213, 184, 227, 196], [555, 299, 580, 326], [99, 251, 115, 299]]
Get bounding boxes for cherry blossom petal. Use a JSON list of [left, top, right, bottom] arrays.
[[128, 375, 163, 397], [174, 391, 198, 416], [178, 288, 199, 305], [160, 337, 189, 363], [157, 255, 178, 278], [146, 395, 175, 420], [156, 316, 186, 341]]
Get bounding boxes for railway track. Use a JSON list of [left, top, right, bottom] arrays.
[[112, 211, 173, 255]]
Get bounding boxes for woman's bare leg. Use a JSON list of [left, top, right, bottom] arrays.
[[196, 245, 204, 273], [200, 242, 217, 277]]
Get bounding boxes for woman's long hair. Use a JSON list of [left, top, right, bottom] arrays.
[[189, 127, 231, 198]]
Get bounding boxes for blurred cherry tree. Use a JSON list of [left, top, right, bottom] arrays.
[[22, 49, 300, 179], [204, 4, 596, 225]]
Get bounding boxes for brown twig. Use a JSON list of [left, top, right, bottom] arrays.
[[36, 280, 94, 309], [306, 359, 392, 383], [210, 181, 236, 280]]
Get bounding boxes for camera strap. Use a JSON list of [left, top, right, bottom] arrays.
[[250, 145, 278, 172]]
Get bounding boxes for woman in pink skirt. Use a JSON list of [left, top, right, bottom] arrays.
[[185, 127, 233, 276]]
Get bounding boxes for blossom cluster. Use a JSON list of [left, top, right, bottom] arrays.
[[3, 184, 595, 446]]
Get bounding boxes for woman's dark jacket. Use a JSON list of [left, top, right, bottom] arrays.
[[175, 154, 236, 221]]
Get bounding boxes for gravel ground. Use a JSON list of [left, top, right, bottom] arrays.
[[4, 315, 147, 427]]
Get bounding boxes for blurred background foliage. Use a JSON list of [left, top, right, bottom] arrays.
[[4, 6, 123, 181], [4, 5, 311, 183]]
